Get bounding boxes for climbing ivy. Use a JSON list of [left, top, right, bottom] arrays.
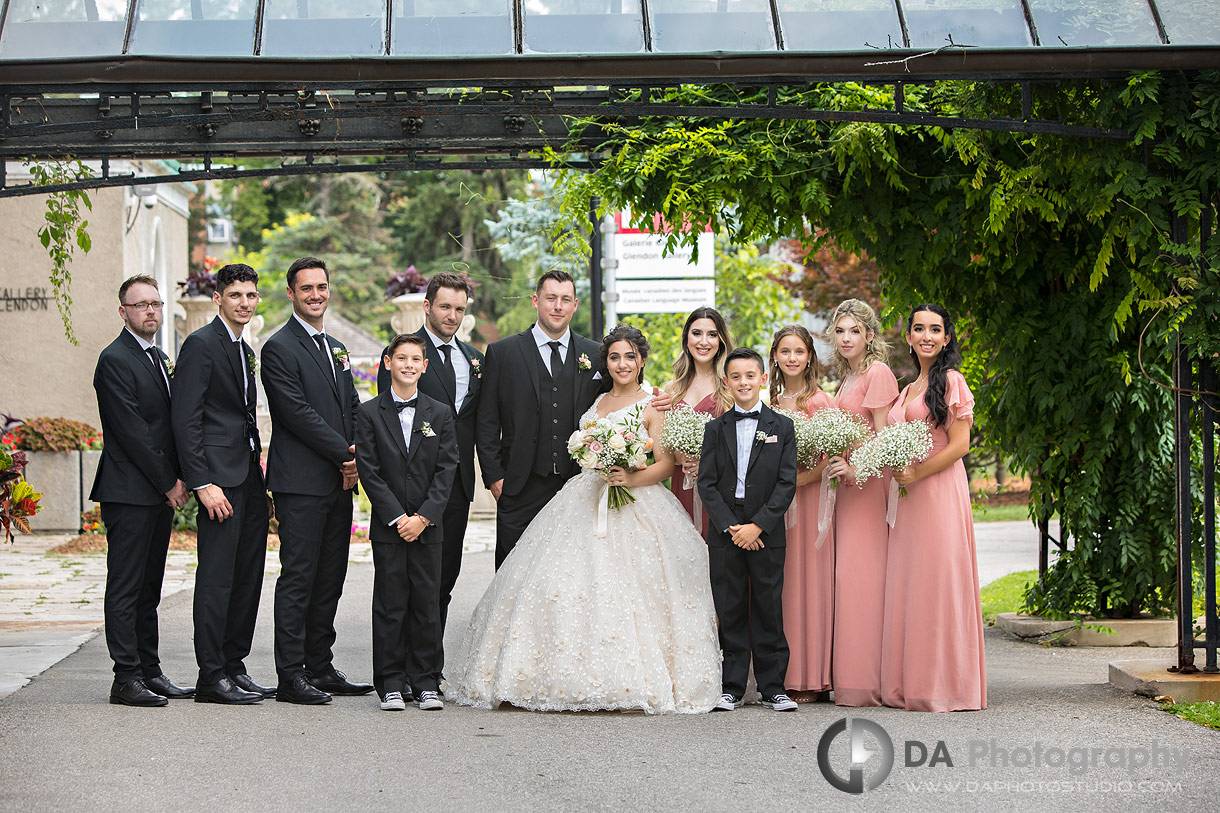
[[28, 160, 94, 345], [551, 73, 1220, 618]]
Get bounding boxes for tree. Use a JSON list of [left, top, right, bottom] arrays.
[[551, 74, 1220, 618]]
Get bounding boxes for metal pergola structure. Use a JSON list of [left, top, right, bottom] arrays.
[[0, 0, 1217, 674]]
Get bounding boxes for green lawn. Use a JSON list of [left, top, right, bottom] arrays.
[[972, 502, 1035, 523], [979, 569, 1037, 625], [1162, 700, 1220, 730]]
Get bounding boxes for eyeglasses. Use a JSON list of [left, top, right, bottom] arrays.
[[123, 301, 165, 311]]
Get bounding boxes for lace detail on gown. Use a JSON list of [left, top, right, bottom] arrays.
[[444, 391, 722, 714]]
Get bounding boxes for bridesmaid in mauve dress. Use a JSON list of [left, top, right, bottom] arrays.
[[768, 325, 834, 702], [880, 304, 986, 712], [664, 307, 733, 537], [823, 299, 899, 708]]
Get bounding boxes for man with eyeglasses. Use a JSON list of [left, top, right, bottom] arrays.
[[91, 274, 193, 707]]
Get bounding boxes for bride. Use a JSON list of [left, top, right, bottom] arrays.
[[445, 324, 721, 714]]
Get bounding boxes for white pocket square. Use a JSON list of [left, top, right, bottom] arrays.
[[764, 435, 778, 443]]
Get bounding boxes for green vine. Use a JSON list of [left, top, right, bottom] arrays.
[[28, 160, 94, 345]]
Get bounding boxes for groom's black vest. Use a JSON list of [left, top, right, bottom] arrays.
[[533, 346, 578, 478]]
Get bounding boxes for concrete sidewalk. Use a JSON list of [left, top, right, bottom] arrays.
[[1, 531, 1217, 812]]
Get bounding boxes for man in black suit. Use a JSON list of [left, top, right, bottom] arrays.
[[697, 347, 799, 712], [91, 274, 193, 707], [474, 270, 607, 569], [261, 256, 372, 704], [376, 272, 483, 650], [172, 263, 274, 705], [357, 334, 458, 711]]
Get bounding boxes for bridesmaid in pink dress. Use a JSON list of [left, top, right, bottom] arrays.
[[880, 304, 986, 712], [823, 299, 899, 707], [768, 325, 834, 702], [663, 308, 733, 537]]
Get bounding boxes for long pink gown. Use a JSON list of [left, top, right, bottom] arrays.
[[783, 391, 835, 693], [832, 362, 899, 707], [668, 392, 722, 538], [879, 370, 987, 712]]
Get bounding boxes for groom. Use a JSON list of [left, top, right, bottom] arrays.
[[476, 271, 605, 568]]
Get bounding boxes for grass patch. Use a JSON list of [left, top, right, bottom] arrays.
[[972, 503, 1034, 523], [1162, 700, 1220, 730], [979, 570, 1037, 625]]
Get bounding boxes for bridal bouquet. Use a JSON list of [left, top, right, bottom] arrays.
[[851, 419, 934, 497], [774, 407, 870, 487], [658, 404, 712, 489], [568, 404, 652, 510]]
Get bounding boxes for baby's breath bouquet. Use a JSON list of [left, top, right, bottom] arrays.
[[851, 419, 934, 497], [568, 402, 653, 510], [771, 407, 818, 468], [806, 408, 871, 487], [659, 404, 712, 489]]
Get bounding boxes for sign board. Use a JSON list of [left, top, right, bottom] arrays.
[[613, 207, 715, 280], [615, 278, 715, 314]]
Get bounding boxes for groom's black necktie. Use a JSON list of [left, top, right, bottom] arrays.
[[312, 334, 335, 379], [438, 343, 457, 402], [547, 340, 563, 379]]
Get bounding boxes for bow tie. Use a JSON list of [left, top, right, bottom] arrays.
[[394, 399, 418, 412], [732, 410, 760, 421]]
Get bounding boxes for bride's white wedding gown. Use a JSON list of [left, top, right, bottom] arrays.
[[444, 394, 722, 714]]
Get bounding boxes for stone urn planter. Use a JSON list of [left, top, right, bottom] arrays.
[[390, 292, 427, 335], [175, 295, 216, 341]]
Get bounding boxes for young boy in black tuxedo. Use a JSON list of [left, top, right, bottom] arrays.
[[697, 347, 799, 712], [356, 334, 458, 712]]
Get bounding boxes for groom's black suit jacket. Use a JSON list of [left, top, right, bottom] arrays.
[[90, 330, 178, 505], [355, 390, 458, 545], [376, 327, 484, 503], [261, 317, 360, 497], [475, 327, 605, 498], [172, 316, 261, 489], [697, 403, 798, 548]]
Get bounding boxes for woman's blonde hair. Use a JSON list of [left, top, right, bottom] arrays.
[[768, 325, 824, 412], [664, 307, 735, 412], [827, 299, 888, 379]]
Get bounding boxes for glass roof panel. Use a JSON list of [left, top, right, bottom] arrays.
[[903, 0, 1033, 48], [261, 0, 387, 56], [391, 0, 513, 56], [1157, 0, 1220, 46], [649, 0, 779, 53], [128, 0, 258, 56], [1026, 0, 1161, 47], [0, 0, 128, 59], [523, 1, 646, 55], [777, 0, 904, 52]]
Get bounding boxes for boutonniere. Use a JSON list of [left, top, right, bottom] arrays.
[[577, 353, 591, 371], [247, 352, 259, 375], [417, 421, 436, 438], [755, 430, 767, 444], [331, 346, 351, 371], [165, 360, 175, 378], [470, 357, 482, 378]]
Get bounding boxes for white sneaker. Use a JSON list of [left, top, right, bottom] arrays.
[[762, 693, 798, 711], [713, 693, 744, 711], [416, 690, 443, 711], [379, 691, 406, 711]]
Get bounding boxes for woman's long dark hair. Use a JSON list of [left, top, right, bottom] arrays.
[[906, 303, 962, 428]]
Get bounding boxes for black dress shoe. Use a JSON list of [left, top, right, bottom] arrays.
[[110, 678, 168, 707], [194, 677, 262, 705], [307, 669, 374, 696], [230, 673, 276, 698], [277, 674, 332, 705], [144, 674, 195, 699]]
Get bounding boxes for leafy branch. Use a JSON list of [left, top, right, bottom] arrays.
[[28, 160, 94, 345]]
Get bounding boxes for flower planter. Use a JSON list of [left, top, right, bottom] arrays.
[[22, 450, 83, 532], [390, 292, 427, 335], [81, 449, 102, 516], [174, 295, 216, 341]]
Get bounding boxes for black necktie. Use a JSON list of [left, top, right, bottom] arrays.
[[732, 410, 760, 421], [145, 347, 169, 397], [547, 340, 563, 379], [438, 344, 457, 400], [313, 334, 335, 378], [395, 399, 418, 412]]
